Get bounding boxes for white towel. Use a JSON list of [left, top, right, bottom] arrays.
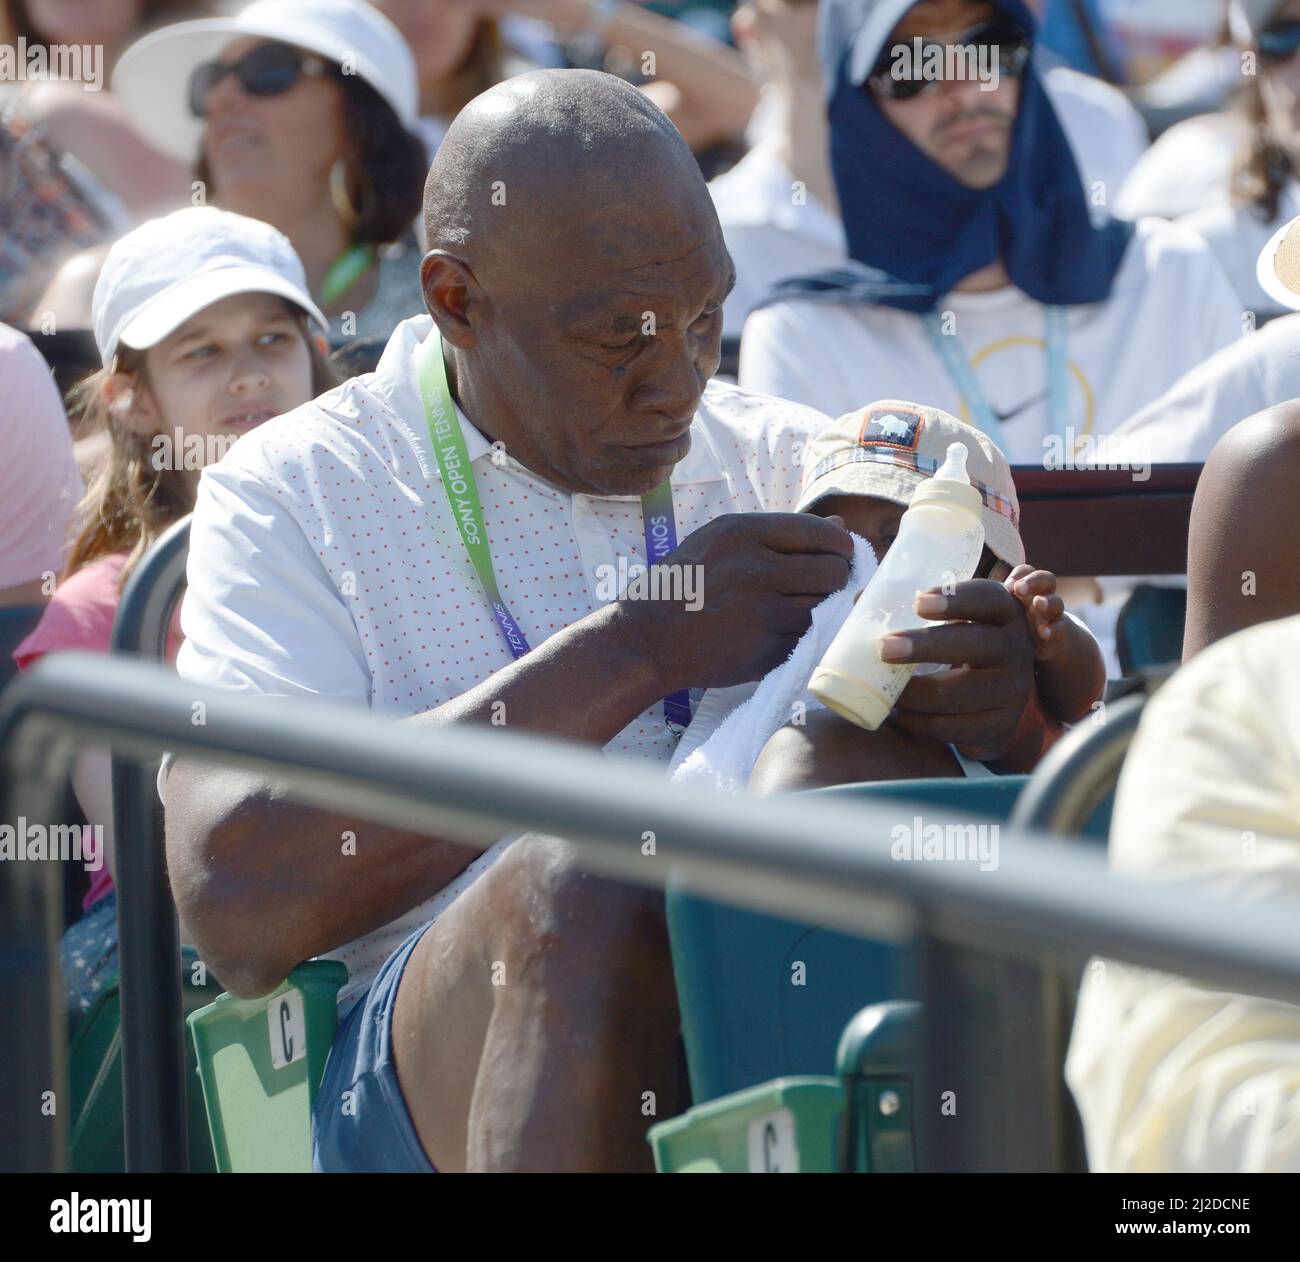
[[669, 535, 878, 794]]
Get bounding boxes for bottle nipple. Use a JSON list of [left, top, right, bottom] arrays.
[[935, 441, 971, 484]]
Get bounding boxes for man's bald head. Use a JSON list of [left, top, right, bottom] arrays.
[[418, 68, 734, 499], [423, 69, 710, 267]]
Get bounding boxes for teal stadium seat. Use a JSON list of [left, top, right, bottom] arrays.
[[1116, 583, 1186, 674], [668, 775, 1032, 1105], [68, 947, 222, 1172], [661, 708, 1133, 1170]]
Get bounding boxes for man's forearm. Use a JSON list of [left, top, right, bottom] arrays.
[[169, 601, 672, 995], [602, 1, 758, 138]]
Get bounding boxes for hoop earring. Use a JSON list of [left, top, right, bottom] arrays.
[[329, 157, 373, 232]]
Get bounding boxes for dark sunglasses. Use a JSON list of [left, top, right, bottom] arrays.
[[188, 41, 331, 118], [1259, 21, 1300, 64], [868, 17, 1032, 102]]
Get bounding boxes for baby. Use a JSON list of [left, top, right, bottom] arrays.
[[750, 400, 1107, 792]]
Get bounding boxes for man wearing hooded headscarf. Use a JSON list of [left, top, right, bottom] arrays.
[[711, 0, 1149, 338], [738, 0, 1243, 468]]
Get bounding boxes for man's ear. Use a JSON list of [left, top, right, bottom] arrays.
[[102, 371, 159, 436], [421, 250, 482, 351]]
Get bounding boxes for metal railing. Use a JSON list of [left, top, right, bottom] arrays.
[[4, 653, 1300, 1171], [108, 515, 191, 1173], [998, 691, 1148, 1172]]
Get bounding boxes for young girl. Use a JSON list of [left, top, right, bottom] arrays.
[[14, 204, 338, 1025]]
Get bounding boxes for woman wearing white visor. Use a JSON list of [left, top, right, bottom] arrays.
[[14, 205, 338, 1027], [38, 0, 428, 341]]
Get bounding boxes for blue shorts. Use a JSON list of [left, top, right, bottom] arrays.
[[312, 920, 437, 1173]]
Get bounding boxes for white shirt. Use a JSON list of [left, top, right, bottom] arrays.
[[1067, 614, 1300, 1172], [1181, 180, 1300, 324], [1114, 111, 1247, 222], [709, 132, 846, 338], [709, 67, 1149, 338], [175, 315, 829, 1005], [1110, 313, 1300, 465], [1043, 65, 1149, 212], [737, 219, 1243, 463]]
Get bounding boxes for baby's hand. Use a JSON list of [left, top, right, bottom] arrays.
[[1004, 564, 1067, 662]]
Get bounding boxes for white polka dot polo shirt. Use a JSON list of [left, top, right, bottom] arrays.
[[175, 315, 831, 1001]]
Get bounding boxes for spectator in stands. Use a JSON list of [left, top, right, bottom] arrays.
[[739, 0, 1242, 464], [0, 322, 81, 611], [749, 403, 1105, 792], [1114, 109, 1249, 224], [160, 69, 1067, 1173], [1113, 1, 1269, 223], [1182, 0, 1300, 322], [373, 0, 760, 160], [35, 0, 428, 342], [13, 206, 336, 1025], [0, 2, 204, 322], [1109, 215, 1300, 470], [711, 0, 843, 337], [715, 0, 1147, 335], [1067, 612, 1300, 1172]]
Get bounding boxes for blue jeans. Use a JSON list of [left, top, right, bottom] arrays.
[[312, 919, 438, 1173]]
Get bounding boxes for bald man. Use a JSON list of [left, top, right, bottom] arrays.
[[164, 70, 1048, 1172]]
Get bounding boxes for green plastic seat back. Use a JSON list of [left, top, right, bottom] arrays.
[[836, 999, 921, 1173], [649, 1076, 846, 1173], [187, 960, 348, 1173], [668, 775, 1030, 1105], [67, 946, 223, 1173], [648, 999, 924, 1173]]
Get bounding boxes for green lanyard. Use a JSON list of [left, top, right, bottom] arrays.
[[321, 243, 376, 307], [415, 331, 693, 728], [416, 332, 529, 656]]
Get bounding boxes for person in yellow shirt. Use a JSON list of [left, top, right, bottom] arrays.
[[1067, 613, 1300, 1172]]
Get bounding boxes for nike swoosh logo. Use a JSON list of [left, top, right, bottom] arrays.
[[992, 388, 1050, 424]]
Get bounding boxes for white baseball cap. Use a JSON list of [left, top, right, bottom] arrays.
[[93, 206, 328, 365], [112, 0, 419, 164]]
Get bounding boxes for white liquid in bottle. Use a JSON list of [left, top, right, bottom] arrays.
[[809, 442, 986, 730]]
